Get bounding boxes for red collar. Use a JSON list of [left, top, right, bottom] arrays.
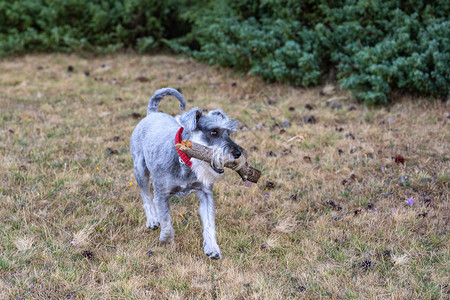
[[175, 127, 192, 168]]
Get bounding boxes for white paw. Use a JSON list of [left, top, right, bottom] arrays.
[[146, 219, 160, 230], [159, 228, 174, 243], [203, 241, 222, 259]]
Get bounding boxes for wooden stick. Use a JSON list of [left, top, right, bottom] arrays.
[[175, 140, 261, 183]]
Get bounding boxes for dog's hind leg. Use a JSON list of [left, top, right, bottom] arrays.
[[153, 192, 175, 243], [197, 189, 221, 259], [134, 157, 159, 230]]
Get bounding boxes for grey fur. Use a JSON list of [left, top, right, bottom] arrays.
[[147, 88, 185, 115], [130, 88, 245, 259], [175, 107, 202, 133]]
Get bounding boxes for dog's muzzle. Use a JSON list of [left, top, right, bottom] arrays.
[[231, 148, 242, 159], [211, 143, 246, 174]]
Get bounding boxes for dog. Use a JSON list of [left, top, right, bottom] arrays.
[[130, 88, 245, 259]]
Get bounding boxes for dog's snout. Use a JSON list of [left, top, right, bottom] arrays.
[[232, 148, 241, 159]]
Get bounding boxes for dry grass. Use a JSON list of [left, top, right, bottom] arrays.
[[0, 54, 449, 299]]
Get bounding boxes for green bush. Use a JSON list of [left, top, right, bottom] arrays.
[[176, 0, 449, 104], [0, 0, 190, 55], [1, 0, 449, 104]]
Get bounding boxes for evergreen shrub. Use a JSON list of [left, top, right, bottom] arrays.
[[0, 0, 189, 55], [176, 0, 449, 104]]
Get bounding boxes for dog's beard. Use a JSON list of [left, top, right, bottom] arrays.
[[211, 143, 226, 173], [211, 142, 246, 173], [191, 159, 224, 186], [190, 135, 246, 186], [189, 132, 224, 186]]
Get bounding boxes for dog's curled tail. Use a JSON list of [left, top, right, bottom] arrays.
[[147, 88, 186, 115]]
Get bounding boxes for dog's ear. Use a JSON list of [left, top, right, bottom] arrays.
[[229, 120, 239, 132], [175, 107, 202, 132], [208, 109, 239, 132], [208, 109, 229, 120]]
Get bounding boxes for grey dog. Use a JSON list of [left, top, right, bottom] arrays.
[[130, 88, 245, 259]]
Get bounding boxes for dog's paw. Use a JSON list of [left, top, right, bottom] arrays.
[[146, 220, 160, 231], [159, 228, 174, 243], [203, 241, 222, 260]]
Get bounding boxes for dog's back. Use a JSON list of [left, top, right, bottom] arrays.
[[130, 112, 180, 174], [131, 88, 186, 174]]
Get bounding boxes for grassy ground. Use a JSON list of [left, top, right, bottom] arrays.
[[0, 54, 449, 299]]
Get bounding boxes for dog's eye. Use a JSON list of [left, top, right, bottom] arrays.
[[210, 131, 218, 137]]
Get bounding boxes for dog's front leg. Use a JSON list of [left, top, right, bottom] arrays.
[[153, 193, 174, 243], [197, 189, 221, 259]]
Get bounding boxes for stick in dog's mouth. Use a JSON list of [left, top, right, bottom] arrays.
[[175, 139, 261, 183]]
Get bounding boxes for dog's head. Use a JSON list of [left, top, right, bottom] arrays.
[[176, 108, 245, 184]]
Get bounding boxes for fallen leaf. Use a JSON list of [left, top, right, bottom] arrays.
[[327, 200, 342, 211], [266, 151, 277, 157], [131, 112, 142, 119], [345, 133, 355, 139], [265, 181, 275, 189], [135, 76, 150, 82], [394, 155, 405, 164], [81, 250, 95, 259], [304, 115, 317, 124], [106, 148, 119, 155]]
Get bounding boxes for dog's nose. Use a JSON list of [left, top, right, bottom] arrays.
[[232, 149, 241, 159]]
